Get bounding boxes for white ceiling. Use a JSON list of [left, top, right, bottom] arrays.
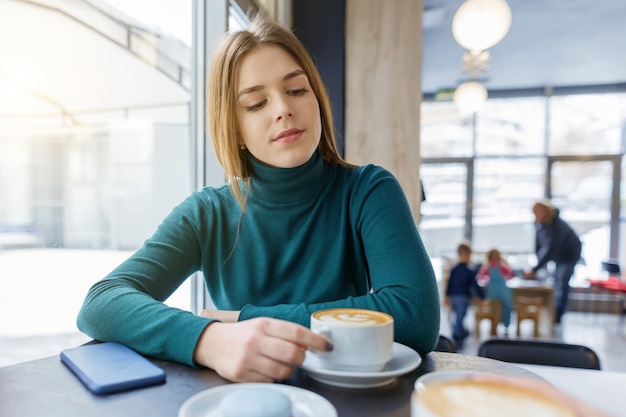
[[422, 0, 626, 95], [0, 0, 189, 126], [3, 0, 624, 124]]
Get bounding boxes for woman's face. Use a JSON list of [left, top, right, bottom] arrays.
[[235, 45, 321, 168]]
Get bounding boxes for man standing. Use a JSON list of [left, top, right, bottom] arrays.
[[523, 200, 582, 324]]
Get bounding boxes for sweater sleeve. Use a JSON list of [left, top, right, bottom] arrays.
[[469, 268, 485, 299], [445, 266, 456, 296], [76, 195, 212, 366], [239, 167, 441, 355], [534, 224, 553, 272], [476, 264, 489, 284], [500, 262, 515, 279]]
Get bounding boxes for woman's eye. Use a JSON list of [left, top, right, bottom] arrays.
[[245, 101, 265, 112], [288, 88, 308, 96]]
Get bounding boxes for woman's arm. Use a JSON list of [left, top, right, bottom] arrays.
[[77, 195, 332, 382], [76, 195, 210, 366]]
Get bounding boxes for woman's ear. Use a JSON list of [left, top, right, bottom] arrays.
[[236, 133, 246, 151]]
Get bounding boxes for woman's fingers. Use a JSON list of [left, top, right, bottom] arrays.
[[261, 318, 333, 353], [216, 353, 291, 383], [254, 330, 308, 366], [194, 317, 329, 383]]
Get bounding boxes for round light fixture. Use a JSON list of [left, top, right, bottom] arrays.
[[453, 81, 488, 116], [452, 0, 512, 52]]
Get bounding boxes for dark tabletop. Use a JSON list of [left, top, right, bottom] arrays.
[[0, 350, 538, 417]]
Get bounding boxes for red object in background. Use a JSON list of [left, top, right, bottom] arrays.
[[587, 276, 626, 293]]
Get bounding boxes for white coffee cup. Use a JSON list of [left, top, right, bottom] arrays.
[[411, 371, 576, 417], [309, 308, 393, 372]]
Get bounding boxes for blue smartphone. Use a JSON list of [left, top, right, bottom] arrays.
[[60, 342, 166, 395]]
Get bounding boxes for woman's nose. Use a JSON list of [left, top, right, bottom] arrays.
[[274, 97, 293, 121]]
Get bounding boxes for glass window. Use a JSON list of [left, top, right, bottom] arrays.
[[229, 0, 250, 31], [0, 0, 194, 366], [475, 97, 546, 156], [421, 91, 625, 276], [551, 159, 614, 282], [419, 162, 468, 258], [472, 158, 544, 255], [551, 160, 613, 215], [549, 94, 623, 155], [420, 101, 473, 157]]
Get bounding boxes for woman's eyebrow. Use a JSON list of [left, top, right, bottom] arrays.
[[237, 85, 263, 100], [237, 69, 306, 100], [283, 69, 305, 81]]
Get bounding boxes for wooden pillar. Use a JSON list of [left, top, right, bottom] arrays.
[[345, 0, 423, 220]]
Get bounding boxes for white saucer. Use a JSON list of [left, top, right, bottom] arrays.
[[301, 342, 422, 388], [178, 383, 337, 417]]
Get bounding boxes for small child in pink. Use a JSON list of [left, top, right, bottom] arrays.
[[477, 249, 515, 335]]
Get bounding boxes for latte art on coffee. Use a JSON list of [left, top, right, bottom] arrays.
[[312, 308, 392, 325]]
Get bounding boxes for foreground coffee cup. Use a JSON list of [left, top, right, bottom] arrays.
[[411, 371, 576, 417], [310, 308, 393, 372]]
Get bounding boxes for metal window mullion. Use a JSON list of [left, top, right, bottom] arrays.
[[189, 0, 229, 313]]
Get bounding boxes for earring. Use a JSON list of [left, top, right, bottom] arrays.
[[239, 144, 246, 150]]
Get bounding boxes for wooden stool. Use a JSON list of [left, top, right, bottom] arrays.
[[515, 296, 542, 337], [475, 299, 501, 337]]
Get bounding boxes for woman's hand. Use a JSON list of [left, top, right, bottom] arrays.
[[192, 317, 332, 383]]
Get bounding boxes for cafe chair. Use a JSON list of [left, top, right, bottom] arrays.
[[601, 259, 621, 276], [515, 296, 542, 338], [477, 338, 602, 370], [474, 299, 501, 337], [434, 334, 457, 353]]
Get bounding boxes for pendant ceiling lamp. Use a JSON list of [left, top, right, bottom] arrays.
[[453, 81, 488, 117], [452, 0, 512, 52], [451, 0, 512, 117]]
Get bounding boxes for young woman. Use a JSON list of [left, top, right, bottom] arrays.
[[77, 15, 440, 383]]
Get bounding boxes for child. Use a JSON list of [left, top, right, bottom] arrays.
[[477, 248, 515, 335], [445, 242, 484, 347]]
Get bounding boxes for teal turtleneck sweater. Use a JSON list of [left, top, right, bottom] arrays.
[[77, 151, 440, 366]]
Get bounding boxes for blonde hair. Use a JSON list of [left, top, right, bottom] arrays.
[[486, 248, 503, 263], [207, 14, 354, 211]]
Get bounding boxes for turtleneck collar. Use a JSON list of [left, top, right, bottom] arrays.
[[247, 150, 328, 204]]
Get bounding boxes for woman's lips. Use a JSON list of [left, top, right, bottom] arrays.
[[273, 128, 303, 143]]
